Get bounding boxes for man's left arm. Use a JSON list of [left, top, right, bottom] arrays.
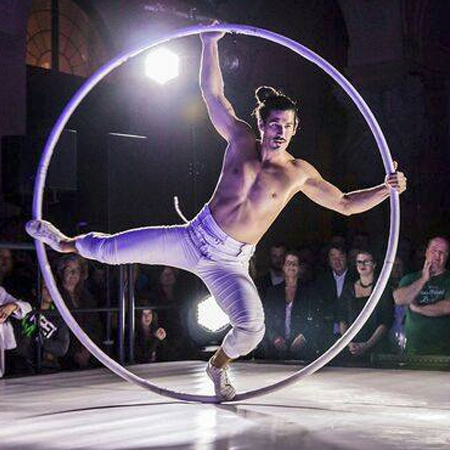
[[297, 160, 406, 216], [409, 299, 450, 317]]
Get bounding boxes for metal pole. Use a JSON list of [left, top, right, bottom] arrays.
[[128, 265, 136, 364], [118, 265, 126, 364], [104, 266, 113, 355]]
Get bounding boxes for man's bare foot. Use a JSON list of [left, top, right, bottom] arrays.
[[26, 219, 76, 253]]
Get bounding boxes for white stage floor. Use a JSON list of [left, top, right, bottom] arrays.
[[2, 361, 450, 449]]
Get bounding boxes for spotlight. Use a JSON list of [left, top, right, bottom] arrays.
[[145, 47, 180, 84], [197, 295, 229, 332]]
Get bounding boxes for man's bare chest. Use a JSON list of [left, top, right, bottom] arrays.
[[223, 158, 295, 201]]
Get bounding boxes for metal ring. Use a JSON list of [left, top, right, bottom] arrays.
[[31, 23, 400, 403]]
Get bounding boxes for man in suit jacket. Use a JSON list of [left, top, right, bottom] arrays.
[[314, 244, 355, 340]]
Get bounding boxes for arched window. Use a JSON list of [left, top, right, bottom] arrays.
[[26, 0, 109, 77]]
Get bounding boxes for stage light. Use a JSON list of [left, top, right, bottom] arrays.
[[197, 295, 229, 333], [145, 47, 179, 84]]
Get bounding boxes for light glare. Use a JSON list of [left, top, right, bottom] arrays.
[[145, 47, 179, 84], [197, 296, 229, 333]]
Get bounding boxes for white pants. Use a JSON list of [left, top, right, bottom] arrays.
[[75, 204, 265, 359]]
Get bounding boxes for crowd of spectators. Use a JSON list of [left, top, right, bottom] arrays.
[[0, 220, 449, 378], [255, 235, 450, 363]]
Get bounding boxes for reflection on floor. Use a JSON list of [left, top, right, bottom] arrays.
[[2, 361, 450, 449]]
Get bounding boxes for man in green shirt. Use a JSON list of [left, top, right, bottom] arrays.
[[393, 236, 450, 355]]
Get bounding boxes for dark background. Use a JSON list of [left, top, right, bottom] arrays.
[[1, 0, 450, 258]]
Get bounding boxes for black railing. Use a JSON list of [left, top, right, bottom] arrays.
[[0, 241, 176, 372]]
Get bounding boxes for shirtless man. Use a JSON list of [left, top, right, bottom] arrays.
[[26, 29, 406, 401]]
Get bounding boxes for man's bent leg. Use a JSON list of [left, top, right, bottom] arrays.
[[204, 270, 265, 360], [200, 263, 265, 400]]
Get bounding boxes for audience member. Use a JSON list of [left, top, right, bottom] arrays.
[[297, 245, 317, 281], [56, 254, 102, 369], [314, 244, 354, 339], [319, 235, 346, 269], [337, 250, 394, 361], [134, 308, 167, 363], [256, 243, 286, 297], [86, 261, 108, 307], [350, 232, 371, 253], [150, 266, 196, 359], [262, 251, 326, 360], [4, 223, 450, 373], [330, 235, 347, 249], [20, 283, 70, 372], [393, 236, 450, 355], [0, 286, 32, 377]]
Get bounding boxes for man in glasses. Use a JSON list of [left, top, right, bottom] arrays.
[[394, 236, 450, 355]]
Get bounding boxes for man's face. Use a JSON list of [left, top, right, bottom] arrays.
[[425, 237, 449, 275], [259, 110, 298, 151], [270, 246, 286, 271], [283, 254, 300, 278], [328, 248, 347, 275]]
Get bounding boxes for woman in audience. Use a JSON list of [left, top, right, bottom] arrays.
[[263, 251, 325, 360], [56, 254, 101, 369], [338, 250, 394, 361], [135, 308, 167, 363], [150, 266, 196, 359]]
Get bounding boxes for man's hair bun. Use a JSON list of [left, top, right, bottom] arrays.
[[255, 86, 280, 104], [252, 86, 298, 124]]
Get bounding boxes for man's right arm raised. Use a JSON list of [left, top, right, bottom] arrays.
[[393, 261, 431, 306], [200, 29, 251, 142]]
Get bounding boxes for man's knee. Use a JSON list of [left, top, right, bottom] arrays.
[[250, 321, 266, 348], [236, 314, 266, 355], [221, 308, 265, 359]]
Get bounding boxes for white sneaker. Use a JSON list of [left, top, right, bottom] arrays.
[[206, 359, 236, 401], [26, 219, 69, 252]]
